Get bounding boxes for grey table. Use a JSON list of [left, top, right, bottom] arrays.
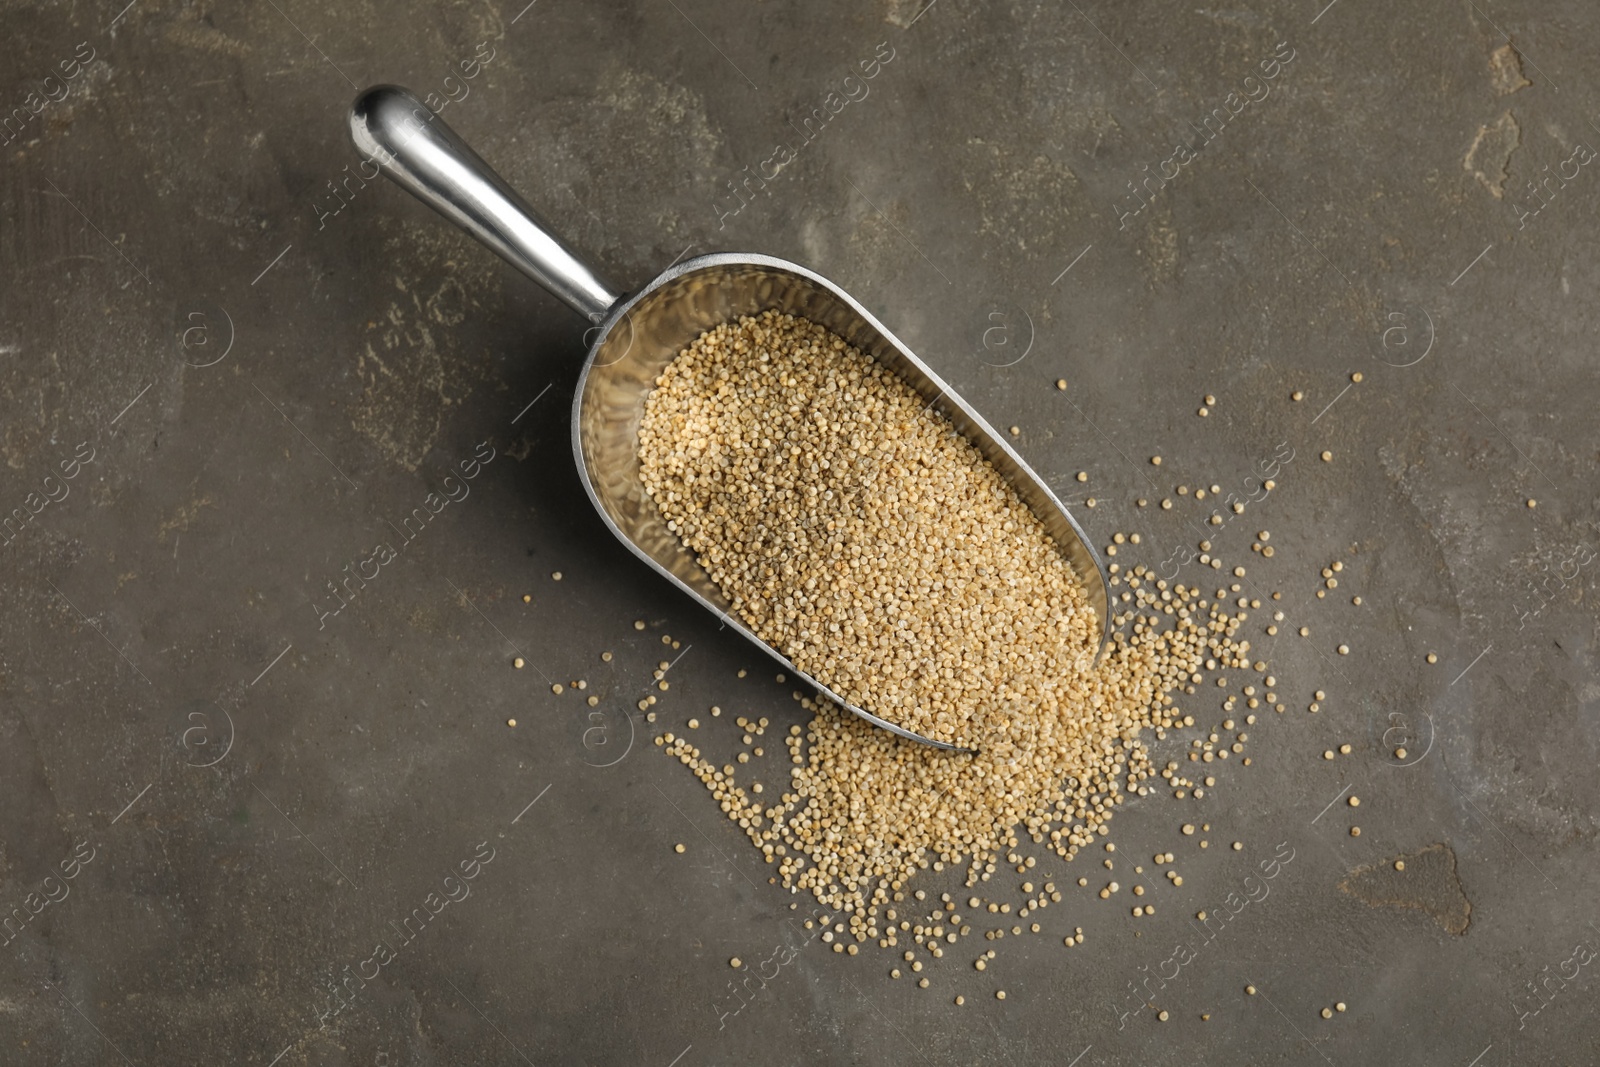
[[3, 0, 1597, 1063]]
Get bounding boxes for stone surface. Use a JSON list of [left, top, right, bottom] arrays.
[[1340, 843, 1472, 936], [2, 0, 1597, 1064]]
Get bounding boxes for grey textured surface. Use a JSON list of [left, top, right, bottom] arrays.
[[3, 0, 1598, 1064]]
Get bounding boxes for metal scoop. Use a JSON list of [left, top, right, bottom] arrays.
[[349, 85, 1110, 751]]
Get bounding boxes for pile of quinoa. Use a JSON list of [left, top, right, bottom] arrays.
[[639, 310, 1258, 936], [638, 311, 1101, 751]]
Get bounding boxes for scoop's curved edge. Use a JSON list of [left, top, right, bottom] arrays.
[[568, 251, 1110, 753]]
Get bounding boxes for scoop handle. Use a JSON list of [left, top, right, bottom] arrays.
[[349, 85, 621, 324]]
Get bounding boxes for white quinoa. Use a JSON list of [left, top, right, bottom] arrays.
[[639, 310, 1096, 749], [641, 310, 1252, 925]]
